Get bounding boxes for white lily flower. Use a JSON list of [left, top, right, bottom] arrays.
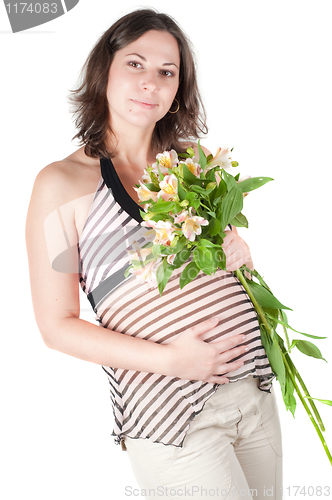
[[181, 157, 202, 177], [207, 146, 233, 170], [158, 174, 178, 201], [134, 181, 158, 202], [129, 258, 162, 283], [152, 149, 179, 175], [143, 219, 178, 247], [182, 215, 209, 242]]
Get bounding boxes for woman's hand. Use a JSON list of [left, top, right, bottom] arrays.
[[165, 317, 248, 384], [222, 228, 254, 272]]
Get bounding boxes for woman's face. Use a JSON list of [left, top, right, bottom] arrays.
[[106, 30, 180, 133]]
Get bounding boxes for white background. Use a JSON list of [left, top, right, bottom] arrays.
[[1, 0, 332, 498]]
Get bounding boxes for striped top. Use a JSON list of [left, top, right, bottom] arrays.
[[78, 157, 275, 448]]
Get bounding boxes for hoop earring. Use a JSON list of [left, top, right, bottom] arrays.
[[169, 98, 180, 114]]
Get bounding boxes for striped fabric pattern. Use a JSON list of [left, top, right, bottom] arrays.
[[78, 173, 275, 448]]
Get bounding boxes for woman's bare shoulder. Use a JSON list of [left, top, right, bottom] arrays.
[[32, 147, 101, 206]]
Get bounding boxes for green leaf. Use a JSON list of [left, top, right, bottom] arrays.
[[238, 177, 274, 193], [222, 169, 238, 190], [305, 397, 332, 406], [211, 246, 226, 270], [179, 261, 200, 289], [197, 139, 207, 170], [264, 308, 279, 329], [182, 163, 203, 185], [265, 313, 327, 340], [219, 185, 243, 230], [156, 159, 164, 181], [158, 237, 187, 256], [198, 239, 220, 248], [157, 259, 175, 295], [207, 217, 222, 236], [230, 212, 249, 228], [178, 152, 191, 159], [297, 332, 327, 340], [295, 340, 327, 362], [289, 339, 298, 352], [262, 330, 286, 389], [193, 246, 217, 275], [186, 147, 195, 157], [191, 184, 216, 197], [143, 182, 160, 192], [146, 169, 160, 188], [152, 244, 162, 258], [177, 180, 187, 202], [149, 201, 177, 214], [185, 191, 199, 205], [206, 168, 218, 182], [212, 178, 227, 205], [130, 258, 154, 269], [284, 373, 297, 416], [149, 213, 174, 223], [124, 266, 132, 278], [245, 280, 291, 310], [172, 248, 191, 269]]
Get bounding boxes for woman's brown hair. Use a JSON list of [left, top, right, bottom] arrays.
[[69, 8, 208, 158]]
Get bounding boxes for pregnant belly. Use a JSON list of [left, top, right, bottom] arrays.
[[95, 268, 259, 346]]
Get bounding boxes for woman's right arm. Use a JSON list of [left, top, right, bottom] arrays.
[[26, 163, 247, 384]]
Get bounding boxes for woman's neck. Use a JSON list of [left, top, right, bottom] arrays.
[[106, 118, 157, 167]]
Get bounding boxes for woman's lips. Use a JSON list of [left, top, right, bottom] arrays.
[[131, 99, 158, 110]]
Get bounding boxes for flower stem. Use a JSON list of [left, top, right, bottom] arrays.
[[285, 353, 325, 432], [234, 267, 332, 466], [234, 269, 271, 332], [281, 351, 332, 465]]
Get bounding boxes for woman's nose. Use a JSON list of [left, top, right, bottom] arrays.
[[141, 73, 159, 92]]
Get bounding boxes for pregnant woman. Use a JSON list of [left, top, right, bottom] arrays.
[[26, 8, 282, 500]]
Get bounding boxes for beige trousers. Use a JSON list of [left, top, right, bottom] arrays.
[[124, 377, 283, 500]]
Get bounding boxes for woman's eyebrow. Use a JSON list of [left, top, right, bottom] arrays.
[[125, 52, 179, 69]]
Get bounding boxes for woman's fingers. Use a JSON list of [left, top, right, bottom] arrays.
[[208, 376, 230, 385], [218, 343, 248, 364], [208, 353, 247, 385], [222, 230, 252, 271], [190, 316, 219, 337], [169, 319, 250, 384], [214, 333, 247, 354]]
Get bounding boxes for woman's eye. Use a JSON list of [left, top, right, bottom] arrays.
[[160, 70, 174, 77], [128, 61, 143, 69]]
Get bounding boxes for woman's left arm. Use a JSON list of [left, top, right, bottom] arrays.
[[222, 226, 254, 272]]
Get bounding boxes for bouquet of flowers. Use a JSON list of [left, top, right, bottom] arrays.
[[125, 142, 332, 465]]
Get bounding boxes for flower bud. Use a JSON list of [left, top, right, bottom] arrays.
[[231, 161, 239, 168], [170, 235, 180, 247], [142, 212, 155, 221], [172, 165, 183, 178]]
